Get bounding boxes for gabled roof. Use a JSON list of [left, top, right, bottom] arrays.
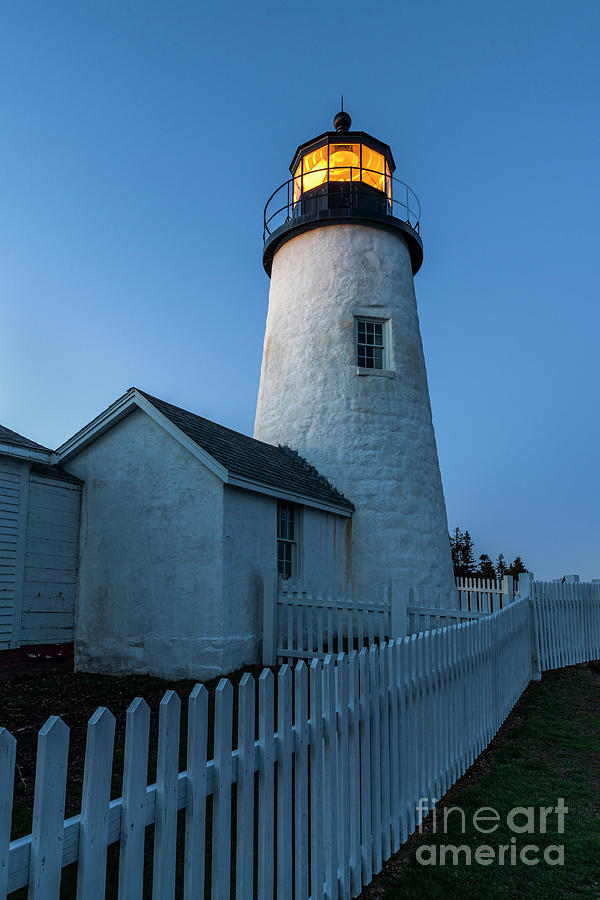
[[0, 423, 53, 462], [136, 390, 354, 514], [57, 388, 354, 516]]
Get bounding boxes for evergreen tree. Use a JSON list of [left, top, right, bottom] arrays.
[[449, 527, 477, 578], [508, 556, 527, 578], [496, 553, 508, 579], [462, 531, 476, 577], [477, 553, 496, 579], [450, 528, 529, 584], [450, 527, 464, 578]]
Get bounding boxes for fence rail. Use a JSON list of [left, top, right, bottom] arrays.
[[1, 578, 599, 898]]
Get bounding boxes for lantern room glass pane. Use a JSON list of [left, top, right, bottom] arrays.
[[361, 145, 385, 192], [293, 162, 302, 203], [302, 144, 328, 191], [329, 143, 361, 181], [295, 141, 390, 199]]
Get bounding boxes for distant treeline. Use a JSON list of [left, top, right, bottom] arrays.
[[450, 527, 527, 581]]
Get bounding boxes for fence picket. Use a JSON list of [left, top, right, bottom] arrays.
[[379, 643, 391, 861], [309, 658, 325, 900], [76, 707, 116, 900], [404, 635, 417, 836], [212, 680, 233, 900], [323, 654, 339, 898], [118, 697, 150, 900], [185, 684, 208, 900], [29, 716, 69, 900], [0, 729, 16, 899], [153, 690, 181, 900], [336, 653, 350, 898], [276, 666, 293, 900], [235, 675, 255, 900], [388, 640, 400, 853], [358, 647, 372, 886], [396, 640, 409, 844], [258, 669, 275, 900], [294, 661, 309, 900], [368, 645, 382, 874], [347, 651, 362, 898]]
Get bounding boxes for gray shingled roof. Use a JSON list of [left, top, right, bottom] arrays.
[[137, 390, 354, 513], [0, 423, 51, 453]]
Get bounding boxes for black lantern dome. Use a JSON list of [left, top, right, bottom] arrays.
[[263, 110, 423, 276]]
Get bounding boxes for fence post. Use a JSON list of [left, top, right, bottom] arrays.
[[391, 579, 408, 637], [520, 573, 541, 681], [519, 572, 532, 602], [263, 568, 278, 666], [502, 575, 514, 606]]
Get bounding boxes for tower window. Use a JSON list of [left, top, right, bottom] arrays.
[[356, 318, 387, 369], [277, 500, 297, 580]]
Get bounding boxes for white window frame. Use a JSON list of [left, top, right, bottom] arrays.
[[277, 500, 302, 581], [354, 316, 392, 373]]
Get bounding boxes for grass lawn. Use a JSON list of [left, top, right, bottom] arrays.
[[360, 663, 600, 899]]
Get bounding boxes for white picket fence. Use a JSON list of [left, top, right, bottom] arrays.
[[455, 575, 515, 612], [532, 579, 600, 671], [264, 575, 515, 666], [265, 579, 392, 665], [1, 578, 599, 898]]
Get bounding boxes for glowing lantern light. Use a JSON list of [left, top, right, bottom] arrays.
[[291, 115, 392, 203]]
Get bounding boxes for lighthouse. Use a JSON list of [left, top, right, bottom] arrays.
[[255, 109, 454, 595]]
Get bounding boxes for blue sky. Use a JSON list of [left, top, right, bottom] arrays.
[[1, 2, 598, 580]]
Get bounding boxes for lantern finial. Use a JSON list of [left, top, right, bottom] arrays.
[[333, 102, 351, 133]]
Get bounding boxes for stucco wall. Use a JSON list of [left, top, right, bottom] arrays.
[[222, 486, 350, 670], [254, 223, 454, 596], [68, 409, 225, 679], [222, 486, 275, 671]]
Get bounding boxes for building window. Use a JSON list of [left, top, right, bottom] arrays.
[[356, 318, 387, 369], [277, 500, 297, 580]]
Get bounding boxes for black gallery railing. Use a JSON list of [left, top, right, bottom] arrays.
[[263, 167, 421, 243]]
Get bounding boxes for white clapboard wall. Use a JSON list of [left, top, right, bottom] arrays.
[[22, 469, 81, 645], [0, 456, 81, 650], [0, 458, 25, 649]]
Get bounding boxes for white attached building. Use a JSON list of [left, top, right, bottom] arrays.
[[0, 426, 81, 654], [56, 388, 353, 679]]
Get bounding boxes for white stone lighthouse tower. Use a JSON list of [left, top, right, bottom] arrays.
[[255, 109, 454, 594]]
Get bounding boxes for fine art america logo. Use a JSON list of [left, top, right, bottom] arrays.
[[415, 798, 568, 867]]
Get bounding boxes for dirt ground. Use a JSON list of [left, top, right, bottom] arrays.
[[0, 664, 266, 839]]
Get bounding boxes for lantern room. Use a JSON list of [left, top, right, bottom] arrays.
[[291, 112, 393, 206], [263, 108, 423, 277]]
